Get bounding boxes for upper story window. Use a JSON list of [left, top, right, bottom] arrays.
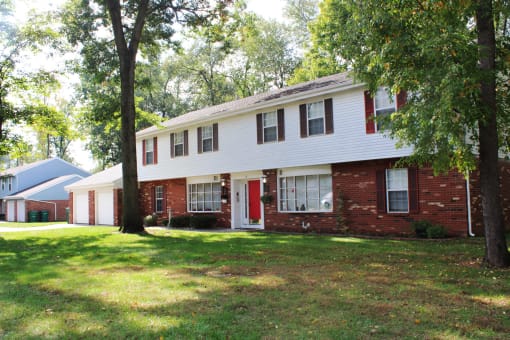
[[142, 137, 157, 165], [375, 87, 396, 131], [171, 130, 188, 158], [257, 109, 285, 144], [307, 101, 325, 135], [1, 178, 5, 191], [299, 98, 334, 138], [198, 123, 218, 153], [364, 88, 407, 134], [279, 174, 332, 212], [8, 177, 11, 191]]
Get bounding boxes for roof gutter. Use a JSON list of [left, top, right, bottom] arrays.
[[136, 82, 365, 139]]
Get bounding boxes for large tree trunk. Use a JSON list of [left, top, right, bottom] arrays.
[[106, 0, 148, 233], [476, 0, 510, 267], [118, 55, 143, 233]]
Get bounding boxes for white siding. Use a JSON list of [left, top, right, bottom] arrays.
[[138, 88, 412, 181]]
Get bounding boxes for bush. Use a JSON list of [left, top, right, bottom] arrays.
[[190, 215, 217, 229], [411, 220, 448, 238], [426, 224, 448, 239], [411, 220, 433, 238], [161, 219, 169, 227], [170, 215, 190, 228], [143, 213, 158, 226]]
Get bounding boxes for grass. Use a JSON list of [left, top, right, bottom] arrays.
[[0, 221, 67, 228], [0, 227, 509, 339]]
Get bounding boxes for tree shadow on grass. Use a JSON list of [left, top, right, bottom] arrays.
[[0, 229, 508, 338]]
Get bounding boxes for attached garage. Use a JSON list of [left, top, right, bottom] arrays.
[[65, 164, 122, 226], [74, 191, 89, 224], [7, 201, 15, 222], [96, 190, 114, 225]]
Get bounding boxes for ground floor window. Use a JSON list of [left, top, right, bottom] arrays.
[[279, 174, 332, 212], [386, 168, 408, 213], [188, 182, 221, 212], [155, 186, 164, 213]]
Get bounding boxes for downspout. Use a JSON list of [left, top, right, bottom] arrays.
[[465, 172, 475, 237]]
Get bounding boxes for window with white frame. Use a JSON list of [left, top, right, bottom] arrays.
[[155, 186, 164, 213], [188, 182, 221, 212], [201, 125, 213, 153], [1, 178, 5, 191], [279, 174, 332, 212], [386, 168, 409, 213], [307, 101, 325, 136], [174, 131, 184, 157], [375, 87, 396, 131], [145, 138, 154, 164], [263, 111, 277, 142]]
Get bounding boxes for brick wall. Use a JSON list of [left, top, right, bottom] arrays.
[[68, 192, 73, 223], [263, 160, 470, 236], [88, 190, 95, 225], [25, 200, 68, 221], [113, 189, 122, 226], [469, 160, 510, 235], [139, 174, 231, 228]]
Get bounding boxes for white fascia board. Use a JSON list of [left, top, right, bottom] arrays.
[[136, 83, 365, 140]]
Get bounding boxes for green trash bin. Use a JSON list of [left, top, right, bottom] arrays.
[[28, 210, 40, 222], [65, 207, 70, 223], [40, 210, 49, 222]]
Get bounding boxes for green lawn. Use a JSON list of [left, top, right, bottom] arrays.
[[0, 227, 509, 339], [0, 221, 67, 228]]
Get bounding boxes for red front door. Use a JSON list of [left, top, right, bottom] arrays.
[[248, 180, 261, 222]]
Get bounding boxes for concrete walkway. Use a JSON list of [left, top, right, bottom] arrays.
[[0, 224, 92, 233]]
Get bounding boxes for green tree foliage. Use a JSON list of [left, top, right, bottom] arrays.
[[61, 0, 231, 233], [0, 1, 62, 158], [311, 0, 509, 267]]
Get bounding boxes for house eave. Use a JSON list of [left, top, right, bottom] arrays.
[[136, 82, 365, 139]]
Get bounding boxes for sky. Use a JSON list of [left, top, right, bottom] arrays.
[[12, 0, 287, 171]]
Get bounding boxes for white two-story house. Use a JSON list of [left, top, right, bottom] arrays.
[[68, 72, 510, 235]]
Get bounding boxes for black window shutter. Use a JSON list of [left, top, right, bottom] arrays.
[[376, 170, 386, 213], [277, 108, 285, 141], [408, 167, 419, 213], [256, 113, 263, 144], [299, 104, 308, 138], [213, 123, 218, 151], [170, 133, 175, 158], [324, 98, 334, 134], [197, 127, 202, 154], [183, 130, 189, 156]]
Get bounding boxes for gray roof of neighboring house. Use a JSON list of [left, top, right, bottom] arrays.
[[0, 157, 88, 177], [65, 163, 123, 191], [4, 175, 84, 200], [137, 72, 357, 137]]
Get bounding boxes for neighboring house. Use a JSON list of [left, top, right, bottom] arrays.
[[4, 175, 85, 222], [65, 164, 123, 225], [71, 73, 510, 236], [0, 158, 91, 220]]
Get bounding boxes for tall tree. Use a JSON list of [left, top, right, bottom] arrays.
[[63, 0, 230, 233], [311, 0, 509, 267]]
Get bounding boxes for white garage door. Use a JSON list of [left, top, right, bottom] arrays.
[[7, 201, 15, 222], [74, 192, 89, 224], [17, 200, 25, 222], [96, 190, 114, 225]]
